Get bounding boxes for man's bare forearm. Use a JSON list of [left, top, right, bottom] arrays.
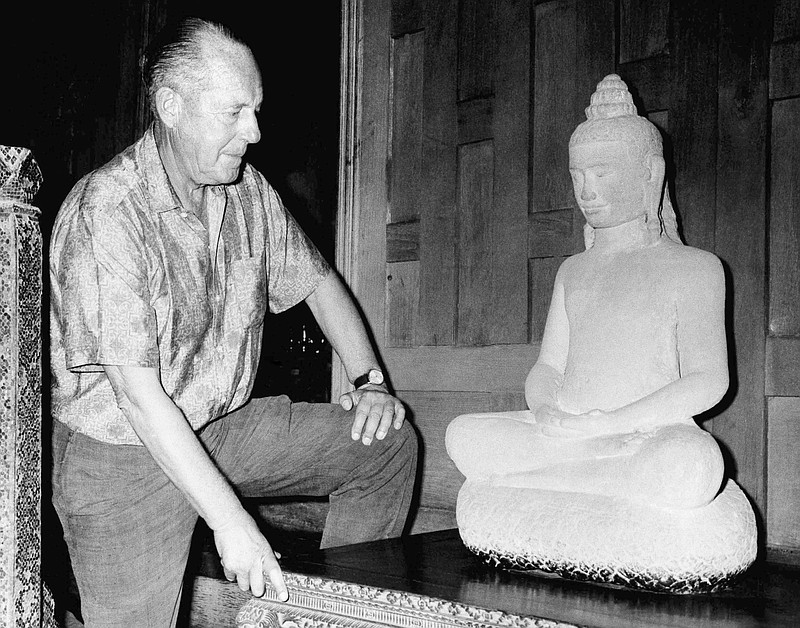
[[104, 365, 245, 529], [103, 364, 288, 600], [305, 271, 382, 384]]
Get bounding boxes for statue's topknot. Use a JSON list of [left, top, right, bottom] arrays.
[[584, 74, 637, 120], [570, 74, 662, 153]]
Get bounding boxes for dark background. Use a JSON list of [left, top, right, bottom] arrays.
[[4, 0, 341, 403]]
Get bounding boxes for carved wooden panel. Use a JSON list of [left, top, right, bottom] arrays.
[[237, 572, 577, 628], [0, 147, 56, 627]]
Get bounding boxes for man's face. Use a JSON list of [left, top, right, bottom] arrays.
[[568, 141, 650, 229], [171, 48, 263, 186]]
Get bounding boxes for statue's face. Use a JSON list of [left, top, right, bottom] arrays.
[[569, 140, 651, 229]]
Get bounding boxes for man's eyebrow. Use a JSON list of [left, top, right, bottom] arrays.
[[570, 162, 611, 169], [213, 95, 260, 110]]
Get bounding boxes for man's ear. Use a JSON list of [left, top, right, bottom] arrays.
[[155, 86, 182, 128]]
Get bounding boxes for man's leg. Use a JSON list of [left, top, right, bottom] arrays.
[[51, 420, 198, 627], [203, 395, 418, 548]]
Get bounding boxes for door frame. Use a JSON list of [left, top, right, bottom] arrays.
[[333, 0, 391, 398]]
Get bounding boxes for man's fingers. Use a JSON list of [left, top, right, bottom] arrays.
[[262, 552, 288, 602], [375, 404, 395, 440], [350, 404, 367, 440], [339, 391, 357, 411], [223, 566, 236, 582], [345, 388, 407, 443], [360, 403, 384, 445], [250, 556, 267, 598], [393, 402, 406, 430]]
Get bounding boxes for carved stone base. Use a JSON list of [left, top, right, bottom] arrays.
[[237, 572, 579, 628], [456, 478, 757, 594]]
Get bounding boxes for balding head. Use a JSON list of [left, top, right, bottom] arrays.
[[141, 17, 254, 116]]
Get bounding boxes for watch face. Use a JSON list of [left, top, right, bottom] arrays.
[[368, 369, 385, 385]]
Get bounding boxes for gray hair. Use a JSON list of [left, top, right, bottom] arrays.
[[140, 17, 248, 115]]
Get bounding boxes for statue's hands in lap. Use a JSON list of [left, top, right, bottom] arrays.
[[534, 406, 621, 438]]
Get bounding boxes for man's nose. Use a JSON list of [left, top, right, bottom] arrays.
[[241, 111, 261, 144], [581, 183, 596, 202]]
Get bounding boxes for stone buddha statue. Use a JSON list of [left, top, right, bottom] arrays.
[[445, 74, 756, 593], [447, 73, 725, 509]]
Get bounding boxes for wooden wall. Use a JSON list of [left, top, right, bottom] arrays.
[[348, 0, 800, 553], [766, 0, 800, 557]]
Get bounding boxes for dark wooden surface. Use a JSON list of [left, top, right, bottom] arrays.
[[197, 528, 800, 628]]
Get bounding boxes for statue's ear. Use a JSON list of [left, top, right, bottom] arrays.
[[645, 153, 665, 183], [155, 86, 182, 129]]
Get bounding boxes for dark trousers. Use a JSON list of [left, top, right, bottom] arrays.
[[51, 395, 418, 627]]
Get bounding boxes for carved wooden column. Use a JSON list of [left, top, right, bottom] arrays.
[[0, 146, 55, 627]]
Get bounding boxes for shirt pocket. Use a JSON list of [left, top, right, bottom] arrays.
[[229, 253, 267, 329]]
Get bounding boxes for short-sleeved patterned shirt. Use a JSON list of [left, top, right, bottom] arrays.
[[49, 127, 330, 445]]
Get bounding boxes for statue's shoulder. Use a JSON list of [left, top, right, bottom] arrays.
[[660, 241, 722, 272], [655, 242, 724, 296], [556, 251, 588, 281]]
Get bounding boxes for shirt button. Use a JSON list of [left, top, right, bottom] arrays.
[[180, 212, 188, 218]]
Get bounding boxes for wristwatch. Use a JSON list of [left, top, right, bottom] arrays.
[[353, 368, 385, 389]]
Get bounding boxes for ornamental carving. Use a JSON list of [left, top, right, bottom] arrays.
[[237, 572, 580, 628]]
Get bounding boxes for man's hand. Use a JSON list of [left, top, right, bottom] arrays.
[[213, 510, 288, 601], [339, 384, 406, 445]]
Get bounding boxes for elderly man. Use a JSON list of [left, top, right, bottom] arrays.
[[49, 17, 417, 627]]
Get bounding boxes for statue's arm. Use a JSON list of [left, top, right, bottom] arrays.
[[525, 267, 569, 415]]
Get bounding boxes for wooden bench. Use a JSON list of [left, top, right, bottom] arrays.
[[191, 529, 800, 628]]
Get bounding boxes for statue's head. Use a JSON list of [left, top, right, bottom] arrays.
[[569, 74, 681, 248]]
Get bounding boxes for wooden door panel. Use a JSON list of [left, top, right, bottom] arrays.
[[400, 390, 527, 519], [417, 0, 458, 347], [767, 397, 800, 549], [385, 344, 540, 394], [767, 63, 800, 553], [390, 32, 424, 224]]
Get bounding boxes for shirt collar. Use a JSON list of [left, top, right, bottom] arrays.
[[137, 125, 182, 214], [137, 124, 229, 213]]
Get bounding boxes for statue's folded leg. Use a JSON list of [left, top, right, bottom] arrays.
[[496, 423, 724, 509], [446, 411, 639, 481], [447, 412, 723, 509]]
